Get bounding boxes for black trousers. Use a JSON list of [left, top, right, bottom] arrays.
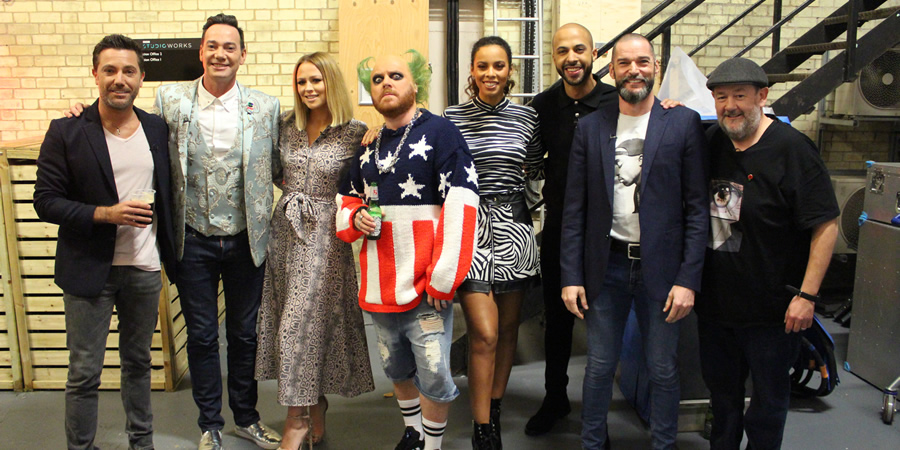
[[539, 217, 575, 398]]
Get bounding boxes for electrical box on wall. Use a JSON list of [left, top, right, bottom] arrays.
[[834, 49, 900, 117]]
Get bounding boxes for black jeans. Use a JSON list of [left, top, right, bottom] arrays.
[[175, 227, 265, 431], [538, 218, 574, 399], [698, 320, 800, 450]]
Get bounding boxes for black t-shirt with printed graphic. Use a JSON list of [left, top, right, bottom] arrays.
[[696, 117, 839, 328]]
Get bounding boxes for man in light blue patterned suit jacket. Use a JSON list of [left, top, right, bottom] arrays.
[[153, 13, 282, 450]]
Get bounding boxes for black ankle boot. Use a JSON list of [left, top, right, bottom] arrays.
[[472, 421, 494, 450], [489, 398, 502, 449]]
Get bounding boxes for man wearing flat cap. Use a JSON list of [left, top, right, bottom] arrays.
[[696, 57, 839, 449]]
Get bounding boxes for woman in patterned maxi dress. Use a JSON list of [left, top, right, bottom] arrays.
[[255, 52, 374, 450], [443, 36, 544, 449]]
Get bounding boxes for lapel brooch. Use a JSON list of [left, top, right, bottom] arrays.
[[246, 101, 256, 115]]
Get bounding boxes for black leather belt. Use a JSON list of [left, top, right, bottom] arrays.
[[610, 239, 640, 260], [480, 192, 524, 205]]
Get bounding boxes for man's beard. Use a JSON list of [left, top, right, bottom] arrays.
[[557, 60, 593, 87], [616, 74, 654, 104], [719, 106, 762, 142], [374, 87, 417, 120], [102, 86, 138, 111]]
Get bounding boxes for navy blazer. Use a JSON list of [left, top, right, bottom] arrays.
[[559, 99, 709, 302], [34, 100, 176, 297]]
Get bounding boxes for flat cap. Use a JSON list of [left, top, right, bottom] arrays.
[[706, 57, 769, 89]]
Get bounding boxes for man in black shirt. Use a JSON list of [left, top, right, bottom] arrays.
[[698, 57, 839, 449], [527, 23, 617, 436]]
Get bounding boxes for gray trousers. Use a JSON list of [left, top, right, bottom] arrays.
[[63, 266, 162, 450]]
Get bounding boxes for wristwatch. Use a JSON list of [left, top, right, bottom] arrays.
[[785, 285, 819, 303]]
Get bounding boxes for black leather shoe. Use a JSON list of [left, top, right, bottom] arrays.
[[472, 421, 495, 450], [490, 398, 502, 449], [524, 397, 571, 436], [395, 426, 424, 450]]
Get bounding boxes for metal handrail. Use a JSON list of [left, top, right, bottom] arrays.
[[735, 0, 817, 58], [689, 0, 767, 57], [597, 0, 705, 78]]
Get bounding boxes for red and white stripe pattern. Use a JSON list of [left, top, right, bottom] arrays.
[[336, 190, 478, 313]]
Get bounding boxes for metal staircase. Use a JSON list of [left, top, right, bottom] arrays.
[[595, 0, 900, 121], [764, 1, 900, 119]]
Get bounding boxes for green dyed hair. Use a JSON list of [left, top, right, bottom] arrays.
[[357, 49, 431, 104]]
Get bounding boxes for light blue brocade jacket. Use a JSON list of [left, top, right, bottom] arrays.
[[154, 78, 281, 267]]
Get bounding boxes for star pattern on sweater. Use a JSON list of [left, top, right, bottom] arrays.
[[408, 135, 432, 161], [398, 174, 425, 199], [465, 162, 479, 187], [438, 170, 452, 199], [360, 145, 374, 169]]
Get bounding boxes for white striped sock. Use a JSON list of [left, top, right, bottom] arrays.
[[398, 398, 423, 435], [422, 417, 447, 450]]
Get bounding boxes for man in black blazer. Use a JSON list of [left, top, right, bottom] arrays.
[[33, 34, 175, 450], [560, 34, 709, 450]]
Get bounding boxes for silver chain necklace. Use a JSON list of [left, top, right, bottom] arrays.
[[373, 108, 421, 174]]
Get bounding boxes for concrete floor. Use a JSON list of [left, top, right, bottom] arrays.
[[1, 315, 898, 449]]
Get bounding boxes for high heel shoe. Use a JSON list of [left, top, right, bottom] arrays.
[[310, 396, 329, 444], [278, 407, 311, 450]]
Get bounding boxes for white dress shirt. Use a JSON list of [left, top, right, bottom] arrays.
[[197, 81, 240, 158]]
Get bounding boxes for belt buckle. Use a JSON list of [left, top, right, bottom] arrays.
[[627, 243, 640, 260]]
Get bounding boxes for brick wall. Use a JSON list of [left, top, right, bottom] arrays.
[[0, 0, 340, 142], [641, 0, 897, 170], [2, 0, 896, 168]]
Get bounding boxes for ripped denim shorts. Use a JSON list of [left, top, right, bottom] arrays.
[[368, 298, 459, 403]]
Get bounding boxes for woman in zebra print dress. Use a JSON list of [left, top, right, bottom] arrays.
[[444, 35, 544, 449]]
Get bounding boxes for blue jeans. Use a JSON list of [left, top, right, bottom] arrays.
[[64, 266, 161, 450], [369, 300, 459, 403], [175, 227, 264, 431], [582, 250, 680, 450], [698, 320, 800, 450]]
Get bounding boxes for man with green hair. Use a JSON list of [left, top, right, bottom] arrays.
[[337, 50, 479, 450]]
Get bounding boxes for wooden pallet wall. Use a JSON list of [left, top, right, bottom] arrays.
[[0, 141, 223, 391]]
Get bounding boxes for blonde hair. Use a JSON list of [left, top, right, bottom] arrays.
[[292, 52, 354, 130]]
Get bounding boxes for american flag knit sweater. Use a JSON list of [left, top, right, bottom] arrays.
[[336, 109, 479, 313]]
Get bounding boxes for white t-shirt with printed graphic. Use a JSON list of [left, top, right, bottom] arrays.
[[610, 111, 650, 243]]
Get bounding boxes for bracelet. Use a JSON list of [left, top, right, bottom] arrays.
[[785, 285, 818, 303]]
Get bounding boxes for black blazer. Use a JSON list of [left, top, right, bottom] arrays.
[[560, 99, 709, 302], [33, 100, 176, 297]]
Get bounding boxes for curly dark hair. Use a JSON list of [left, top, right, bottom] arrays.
[[464, 35, 516, 100]]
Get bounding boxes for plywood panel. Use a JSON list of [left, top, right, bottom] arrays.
[[12, 184, 34, 201], [16, 222, 57, 239], [20, 259, 54, 276], [0, 369, 13, 390], [10, 165, 38, 181], [22, 279, 62, 295], [13, 204, 38, 220], [339, 0, 430, 129], [23, 297, 65, 312], [17, 241, 56, 257]]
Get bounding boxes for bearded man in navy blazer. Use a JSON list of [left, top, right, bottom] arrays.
[[560, 33, 709, 450], [34, 34, 176, 450]]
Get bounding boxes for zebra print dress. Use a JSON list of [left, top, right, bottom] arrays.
[[444, 96, 544, 294]]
